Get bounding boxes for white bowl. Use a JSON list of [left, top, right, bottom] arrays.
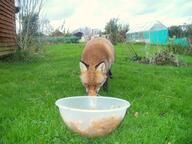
[[55, 96, 131, 137]]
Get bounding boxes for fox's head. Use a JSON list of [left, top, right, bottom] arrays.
[[80, 61, 107, 96]]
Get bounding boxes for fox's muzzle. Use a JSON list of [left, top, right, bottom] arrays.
[[88, 89, 97, 96]]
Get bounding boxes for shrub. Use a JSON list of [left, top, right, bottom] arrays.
[[150, 51, 179, 66], [105, 18, 129, 44], [168, 44, 192, 56], [130, 50, 182, 66], [167, 37, 192, 55], [47, 36, 80, 44], [1, 50, 43, 63]]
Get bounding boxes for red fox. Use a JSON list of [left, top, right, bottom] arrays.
[[80, 37, 115, 96]]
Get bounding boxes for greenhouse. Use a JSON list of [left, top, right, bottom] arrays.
[[126, 21, 168, 45]]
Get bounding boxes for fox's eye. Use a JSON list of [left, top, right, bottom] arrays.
[[97, 82, 101, 85], [84, 83, 90, 88], [98, 82, 104, 86]]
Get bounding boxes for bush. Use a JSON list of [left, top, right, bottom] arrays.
[[130, 50, 182, 66], [167, 44, 192, 56], [167, 37, 192, 55], [47, 36, 80, 44], [150, 51, 179, 66], [1, 50, 44, 63]]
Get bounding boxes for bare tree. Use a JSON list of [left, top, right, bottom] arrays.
[[40, 19, 54, 36], [105, 18, 119, 45], [118, 24, 129, 42], [105, 18, 129, 44], [16, 0, 45, 51]]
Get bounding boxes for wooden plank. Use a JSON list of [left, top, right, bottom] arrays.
[[0, 8, 14, 18], [0, 35, 16, 39], [2, 0, 15, 8], [0, 19, 15, 27], [0, 42, 16, 47], [0, 5, 14, 18], [0, 36, 16, 40], [0, 14, 15, 24], [0, 50, 15, 56], [0, 28, 16, 34], [0, 32, 16, 38], [0, 9, 14, 19], [0, 15, 15, 24], [0, 45, 15, 48], [0, 5, 14, 17], [0, 23, 15, 31], [0, 46, 16, 52], [0, 40, 16, 43], [0, 20, 14, 29], [0, 35, 16, 40], [0, 32, 14, 37], [0, 37, 16, 43], [0, 26, 15, 32], [1, 0, 15, 11]]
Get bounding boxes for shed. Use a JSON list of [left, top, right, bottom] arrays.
[[0, 0, 17, 56], [73, 32, 83, 39], [126, 21, 168, 45]]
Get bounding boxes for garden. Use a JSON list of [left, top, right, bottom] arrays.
[[0, 43, 192, 144]]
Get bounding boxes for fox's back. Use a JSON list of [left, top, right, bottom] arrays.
[[81, 38, 114, 68]]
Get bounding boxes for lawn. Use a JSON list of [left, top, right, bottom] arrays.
[[0, 43, 192, 144]]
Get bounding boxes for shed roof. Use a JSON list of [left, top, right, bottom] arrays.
[[127, 20, 167, 34]]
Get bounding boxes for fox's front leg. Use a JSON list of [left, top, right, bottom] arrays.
[[103, 77, 108, 91], [103, 69, 113, 91], [109, 69, 112, 79]]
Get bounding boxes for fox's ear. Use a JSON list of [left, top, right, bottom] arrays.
[[80, 61, 88, 72], [96, 62, 106, 73]]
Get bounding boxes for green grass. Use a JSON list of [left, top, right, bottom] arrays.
[[0, 43, 192, 144]]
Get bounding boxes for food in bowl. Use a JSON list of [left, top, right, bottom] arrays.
[[68, 115, 121, 137], [55, 96, 130, 137]]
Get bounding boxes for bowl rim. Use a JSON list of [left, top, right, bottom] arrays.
[[55, 96, 131, 112]]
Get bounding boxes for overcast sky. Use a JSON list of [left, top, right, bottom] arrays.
[[43, 0, 192, 31]]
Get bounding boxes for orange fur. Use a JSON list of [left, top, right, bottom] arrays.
[[80, 38, 115, 96]]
